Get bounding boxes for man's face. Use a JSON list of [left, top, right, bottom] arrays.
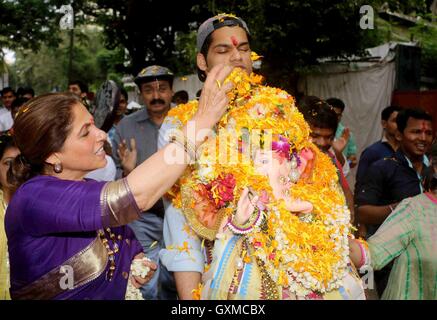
[[382, 111, 398, 137], [197, 26, 253, 76], [1, 91, 16, 109], [309, 126, 335, 153], [68, 84, 85, 98], [332, 107, 343, 123], [117, 94, 128, 116], [398, 118, 433, 158], [140, 79, 173, 115]]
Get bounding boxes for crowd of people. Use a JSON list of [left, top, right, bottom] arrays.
[[0, 13, 435, 300]]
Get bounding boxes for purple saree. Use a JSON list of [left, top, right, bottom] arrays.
[[5, 175, 143, 300]]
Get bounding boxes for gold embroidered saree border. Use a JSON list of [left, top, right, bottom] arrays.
[[11, 236, 108, 300]]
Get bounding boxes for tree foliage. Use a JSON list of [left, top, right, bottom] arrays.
[[0, 0, 71, 51], [11, 26, 123, 94], [79, 0, 209, 75], [4, 0, 436, 92], [373, 0, 432, 15], [198, 0, 381, 90], [75, 0, 383, 90]]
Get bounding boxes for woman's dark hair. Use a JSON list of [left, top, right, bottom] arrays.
[[9, 93, 79, 189]]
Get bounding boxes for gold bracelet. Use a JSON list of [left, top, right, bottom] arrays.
[[169, 132, 196, 162]]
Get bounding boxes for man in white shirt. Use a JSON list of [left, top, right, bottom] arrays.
[[0, 87, 15, 132]]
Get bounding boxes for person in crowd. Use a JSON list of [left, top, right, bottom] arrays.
[[355, 106, 402, 192], [326, 98, 358, 170], [356, 108, 433, 236], [98, 84, 128, 145], [5, 63, 233, 299], [91, 84, 129, 181], [356, 108, 433, 296], [85, 80, 123, 182], [172, 90, 189, 106], [0, 134, 20, 300], [300, 99, 355, 224], [112, 65, 177, 299], [68, 80, 91, 112], [17, 87, 35, 100], [10, 97, 30, 121], [299, 96, 351, 175], [0, 87, 15, 132], [357, 142, 437, 299]]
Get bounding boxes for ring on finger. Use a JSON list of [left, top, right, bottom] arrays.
[[216, 80, 221, 89]]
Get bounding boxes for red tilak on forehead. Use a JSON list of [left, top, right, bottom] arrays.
[[231, 36, 238, 46], [421, 121, 428, 131]]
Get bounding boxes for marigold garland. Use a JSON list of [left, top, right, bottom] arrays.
[[165, 67, 353, 297]]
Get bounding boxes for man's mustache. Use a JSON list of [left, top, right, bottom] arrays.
[[150, 99, 165, 105]]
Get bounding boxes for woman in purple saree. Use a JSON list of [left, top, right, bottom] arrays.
[[5, 64, 233, 300]]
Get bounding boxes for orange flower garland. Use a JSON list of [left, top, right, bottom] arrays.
[[165, 67, 353, 297]]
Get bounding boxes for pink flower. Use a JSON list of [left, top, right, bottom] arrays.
[[272, 135, 291, 160]]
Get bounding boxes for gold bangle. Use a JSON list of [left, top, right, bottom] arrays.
[[169, 133, 196, 162]]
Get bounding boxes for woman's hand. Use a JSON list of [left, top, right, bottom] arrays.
[[130, 253, 157, 289], [191, 64, 234, 137], [117, 138, 137, 176]]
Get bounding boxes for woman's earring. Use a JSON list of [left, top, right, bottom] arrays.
[[53, 163, 63, 173]]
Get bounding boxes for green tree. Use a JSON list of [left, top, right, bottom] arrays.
[[0, 0, 77, 51], [76, 0, 383, 90], [6, 0, 434, 92], [11, 26, 125, 95], [198, 0, 382, 91], [80, 0, 207, 75], [411, 18, 437, 80]]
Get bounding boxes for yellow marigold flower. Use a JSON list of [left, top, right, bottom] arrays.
[[191, 283, 203, 300], [167, 67, 352, 296], [251, 51, 263, 61]]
